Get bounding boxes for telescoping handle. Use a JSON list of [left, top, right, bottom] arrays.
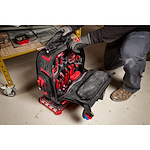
[[45, 31, 71, 53]]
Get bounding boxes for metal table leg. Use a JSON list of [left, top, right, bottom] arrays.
[[0, 55, 16, 97]]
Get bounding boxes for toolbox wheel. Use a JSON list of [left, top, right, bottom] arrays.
[[2, 88, 16, 97]]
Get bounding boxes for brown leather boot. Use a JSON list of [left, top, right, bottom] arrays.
[[110, 87, 134, 102], [146, 51, 150, 61]]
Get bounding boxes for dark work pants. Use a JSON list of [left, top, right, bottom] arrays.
[[104, 31, 150, 93]]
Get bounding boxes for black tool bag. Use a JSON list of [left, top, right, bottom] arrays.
[[36, 31, 112, 120]]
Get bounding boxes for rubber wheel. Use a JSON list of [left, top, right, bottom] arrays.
[[2, 88, 16, 97]]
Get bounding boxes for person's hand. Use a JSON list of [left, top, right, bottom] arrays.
[[58, 26, 73, 36], [68, 33, 92, 53]]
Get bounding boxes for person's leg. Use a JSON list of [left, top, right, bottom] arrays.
[[111, 31, 150, 101], [122, 31, 150, 92], [104, 37, 124, 70]]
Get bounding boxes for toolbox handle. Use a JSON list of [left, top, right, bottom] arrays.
[[45, 31, 71, 52]]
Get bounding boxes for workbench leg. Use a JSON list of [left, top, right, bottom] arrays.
[[0, 56, 16, 97]]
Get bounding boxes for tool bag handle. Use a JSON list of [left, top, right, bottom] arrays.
[[45, 30, 71, 53]]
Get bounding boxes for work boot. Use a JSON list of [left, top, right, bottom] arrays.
[[146, 51, 150, 61], [110, 87, 134, 102]]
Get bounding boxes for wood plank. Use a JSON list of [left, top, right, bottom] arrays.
[[0, 32, 43, 60]]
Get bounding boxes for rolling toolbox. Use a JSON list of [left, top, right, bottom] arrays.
[[36, 31, 112, 120]]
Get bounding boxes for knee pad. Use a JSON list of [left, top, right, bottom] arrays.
[[124, 58, 136, 69]]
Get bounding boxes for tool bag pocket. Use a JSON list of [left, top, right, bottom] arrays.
[[58, 70, 112, 120], [77, 70, 110, 101], [37, 72, 56, 100]]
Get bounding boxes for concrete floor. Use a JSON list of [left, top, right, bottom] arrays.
[[0, 25, 150, 125]]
